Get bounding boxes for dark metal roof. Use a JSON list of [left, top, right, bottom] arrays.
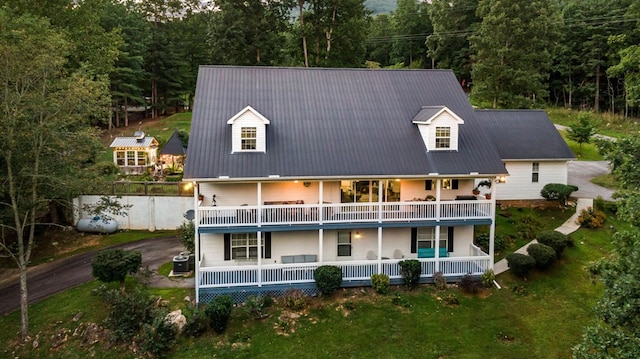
[[159, 130, 186, 156], [475, 110, 576, 160], [184, 66, 507, 180]]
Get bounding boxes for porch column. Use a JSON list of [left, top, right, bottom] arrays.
[[434, 179, 442, 273], [377, 227, 383, 274], [319, 229, 324, 264], [257, 182, 262, 226], [489, 179, 497, 269], [194, 182, 200, 305], [257, 230, 262, 287], [319, 181, 324, 224]]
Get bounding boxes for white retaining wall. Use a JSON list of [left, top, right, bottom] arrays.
[[74, 195, 195, 231]]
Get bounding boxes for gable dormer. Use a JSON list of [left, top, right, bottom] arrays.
[[227, 105, 270, 153], [412, 106, 464, 152]]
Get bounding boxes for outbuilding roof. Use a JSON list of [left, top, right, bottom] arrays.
[[159, 130, 187, 156], [475, 110, 576, 161], [109, 136, 158, 149], [184, 66, 507, 180]]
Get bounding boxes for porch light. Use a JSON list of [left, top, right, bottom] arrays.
[[496, 176, 506, 183], [354, 232, 361, 239], [303, 181, 312, 187]]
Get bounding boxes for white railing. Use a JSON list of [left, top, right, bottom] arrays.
[[470, 243, 487, 257], [198, 200, 491, 227], [199, 256, 491, 288]]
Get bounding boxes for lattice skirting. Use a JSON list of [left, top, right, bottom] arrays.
[[199, 283, 319, 304], [198, 273, 479, 304]]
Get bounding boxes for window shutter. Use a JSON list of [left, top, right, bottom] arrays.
[[264, 232, 271, 259], [224, 233, 231, 260], [425, 180, 432, 190], [411, 228, 417, 253], [447, 227, 454, 252], [452, 179, 459, 190]]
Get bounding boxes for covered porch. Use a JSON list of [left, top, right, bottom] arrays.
[[198, 244, 490, 290]]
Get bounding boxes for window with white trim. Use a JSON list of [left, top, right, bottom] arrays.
[[337, 231, 352, 256], [231, 232, 264, 259], [435, 127, 451, 149], [532, 162, 539, 183], [417, 227, 448, 249], [241, 127, 257, 150]]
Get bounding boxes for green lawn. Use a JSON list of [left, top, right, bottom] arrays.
[[1, 206, 628, 359], [546, 107, 640, 139]]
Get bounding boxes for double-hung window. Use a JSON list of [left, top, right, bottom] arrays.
[[337, 232, 352, 256], [417, 227, 448, 250], [532, 162, 539, 183], [241, 127, 257, 150], [435, 127, 451, 149], [231, 232, 263, 259]]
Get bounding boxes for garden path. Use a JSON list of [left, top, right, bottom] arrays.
[[493, 198, 593, 275]]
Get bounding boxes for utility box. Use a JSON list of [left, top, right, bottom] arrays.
[[173, 255, 189, 273]]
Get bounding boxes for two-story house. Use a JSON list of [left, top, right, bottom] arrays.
[[184, 66, 572, 303]]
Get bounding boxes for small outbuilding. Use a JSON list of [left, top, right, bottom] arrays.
[[159, 130, 187, 173], [109, 131, 158, 174]]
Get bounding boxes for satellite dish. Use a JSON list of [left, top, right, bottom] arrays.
[[183, 209, 195, 221]]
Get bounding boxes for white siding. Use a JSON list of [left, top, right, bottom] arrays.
[[401, 179, 476, 201], [417, 113, 461, 152], [497, 161, 569, 200], [198, 181, 341, 206], [200, 225, 475, 265], [230, 112, 267, 153]]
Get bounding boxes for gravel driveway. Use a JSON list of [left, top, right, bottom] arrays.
[[568, 160, 614, 201]]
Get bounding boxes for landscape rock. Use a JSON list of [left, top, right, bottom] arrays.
[[166, 309, 187, 334]]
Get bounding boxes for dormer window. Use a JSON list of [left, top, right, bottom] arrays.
[[412, 106, 464, 152], [227, 106, 270, 153], [435, 127, 451, 149], [241, 127, 257, 150]]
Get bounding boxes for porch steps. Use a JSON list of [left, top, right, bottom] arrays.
[[493, 198, 593, 276]]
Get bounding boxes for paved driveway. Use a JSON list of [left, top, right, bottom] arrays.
[[568, 160, 614, 200], [0, 236, 192, 316]]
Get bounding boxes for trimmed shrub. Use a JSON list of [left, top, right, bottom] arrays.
[[578, 206, 607, 229], [205, 295, 234, 334], [314, 265, 343, 296], [540, 183, 578, 206], [527, 243, 556, 269], [92, 249, 141, 283], [398, 259, 422, 289], [459, 273, 481, 294], [481, 269, 495, 288], [506, 253, 536, 278], [183, 305, 208, 338], [433, 271, 447, 290], [139, 315, 177, 358], [474, 233, 506, 253], [537, 230, 570, 258], [370, 273, 390, 294]]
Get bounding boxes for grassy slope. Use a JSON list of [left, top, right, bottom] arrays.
[[1, 209, 628, 359]]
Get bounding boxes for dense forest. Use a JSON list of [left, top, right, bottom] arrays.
[[2, 0, 639, 126]]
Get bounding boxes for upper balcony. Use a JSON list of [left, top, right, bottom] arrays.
[[197, 200, 492, 231]]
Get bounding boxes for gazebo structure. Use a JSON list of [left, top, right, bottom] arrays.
[[159, 130, 187, 174]]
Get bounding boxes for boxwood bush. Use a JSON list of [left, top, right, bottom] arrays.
[[527, 243, 556, 269], [399, 259, 421, 289], [370, 273, 390, 294], [205, 295, 234, 334], [537, 230, 570, 258], [506, 253, 536, 278], [314, 265, 343, 296]]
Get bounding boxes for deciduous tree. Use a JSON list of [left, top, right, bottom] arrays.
[[0, 9, 110, 340]]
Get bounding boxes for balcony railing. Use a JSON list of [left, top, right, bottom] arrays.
[[198, 255, 491, 289], [198, 200, 492, 227]]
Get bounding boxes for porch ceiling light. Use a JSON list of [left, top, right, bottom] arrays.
[[303, 181, 312, 187]]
